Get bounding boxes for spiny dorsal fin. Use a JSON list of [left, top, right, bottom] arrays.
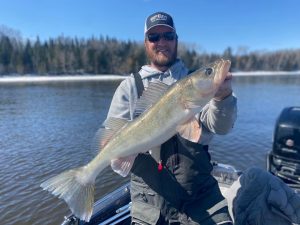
[[135, 81, 170, 117], [91, 117, 129, 153]]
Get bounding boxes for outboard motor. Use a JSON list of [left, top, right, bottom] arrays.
[[267, 106, 300, 189]]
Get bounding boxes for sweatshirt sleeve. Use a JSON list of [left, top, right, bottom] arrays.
[[105, 77, 138, 177], [200, 94, 237, 135], [105, 79, 132, 121]]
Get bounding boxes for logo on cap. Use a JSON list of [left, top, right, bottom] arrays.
[[150, 14, 168, 23]]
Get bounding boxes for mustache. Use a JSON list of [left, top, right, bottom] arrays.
[[154, 47, 170, 52]]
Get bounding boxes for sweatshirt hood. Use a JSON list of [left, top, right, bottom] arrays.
[[139, 59, 189, 81]]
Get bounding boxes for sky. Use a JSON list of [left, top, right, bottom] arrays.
[[1, 0, 299, 54]]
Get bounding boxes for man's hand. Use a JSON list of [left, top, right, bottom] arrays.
[[214, 72, 233, 100]]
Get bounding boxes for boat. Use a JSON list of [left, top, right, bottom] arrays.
[[61, 107, 300, 225], [60, 162, 241, 225]]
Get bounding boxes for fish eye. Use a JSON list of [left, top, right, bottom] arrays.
[[205, 68, 213, 76]]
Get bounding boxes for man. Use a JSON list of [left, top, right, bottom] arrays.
[[105, 12, 237, 225]]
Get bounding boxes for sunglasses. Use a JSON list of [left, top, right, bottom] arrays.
[[146, 32, 177, 43]]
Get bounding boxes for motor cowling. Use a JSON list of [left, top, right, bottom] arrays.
[[267, 106, 300, 187]]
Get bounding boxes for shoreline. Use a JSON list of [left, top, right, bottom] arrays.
[[1, 71, 300, 83], [233, 70, 300, 76], [0, 75, 126, 83]]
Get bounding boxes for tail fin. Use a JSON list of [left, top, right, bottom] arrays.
[[40, 167, 95, 222]]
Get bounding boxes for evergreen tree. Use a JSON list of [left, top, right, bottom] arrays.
[[0, 28, 300, 75]]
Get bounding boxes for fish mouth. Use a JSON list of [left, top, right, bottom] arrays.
[[223, 60, 231, 73], [225, 73, 233, 81], [208, 59, 231, 75], [218, 59, 231, 76], [212, 59, 231, 88]]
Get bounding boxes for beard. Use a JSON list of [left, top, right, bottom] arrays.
[[146, 42, 178, 69]]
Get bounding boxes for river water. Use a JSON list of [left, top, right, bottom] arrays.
[[1, 75, 300, 225]]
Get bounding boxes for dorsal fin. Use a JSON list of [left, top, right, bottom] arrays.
[[135, 81, 170, 117], [91, 117, 129, 153]]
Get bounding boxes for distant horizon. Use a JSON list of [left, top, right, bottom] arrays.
[[1, 0, 300, 54]]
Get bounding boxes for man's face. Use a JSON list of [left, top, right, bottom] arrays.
[[144, 26, 178, 71]]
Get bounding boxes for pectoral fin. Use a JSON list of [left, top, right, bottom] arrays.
[[176, 117, 202, 143], [183, 98, 207, 109]]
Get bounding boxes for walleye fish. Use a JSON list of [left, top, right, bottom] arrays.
[[41, 59, 231, 222]]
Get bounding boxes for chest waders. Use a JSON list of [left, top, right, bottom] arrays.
[[130, 73, 232, 225]]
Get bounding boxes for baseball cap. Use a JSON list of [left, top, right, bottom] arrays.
[[144, 12, 176, 34]]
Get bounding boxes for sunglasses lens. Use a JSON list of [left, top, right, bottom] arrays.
[[147, 33, 160, 42], [147, 32, 176, 42], [164, 32, 176, 41]]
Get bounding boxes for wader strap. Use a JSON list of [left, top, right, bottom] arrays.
[[133, 72, 144, 99], [206, 198, 228, 215]]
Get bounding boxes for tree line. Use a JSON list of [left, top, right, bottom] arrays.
[[0, 33, 300, 75]]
